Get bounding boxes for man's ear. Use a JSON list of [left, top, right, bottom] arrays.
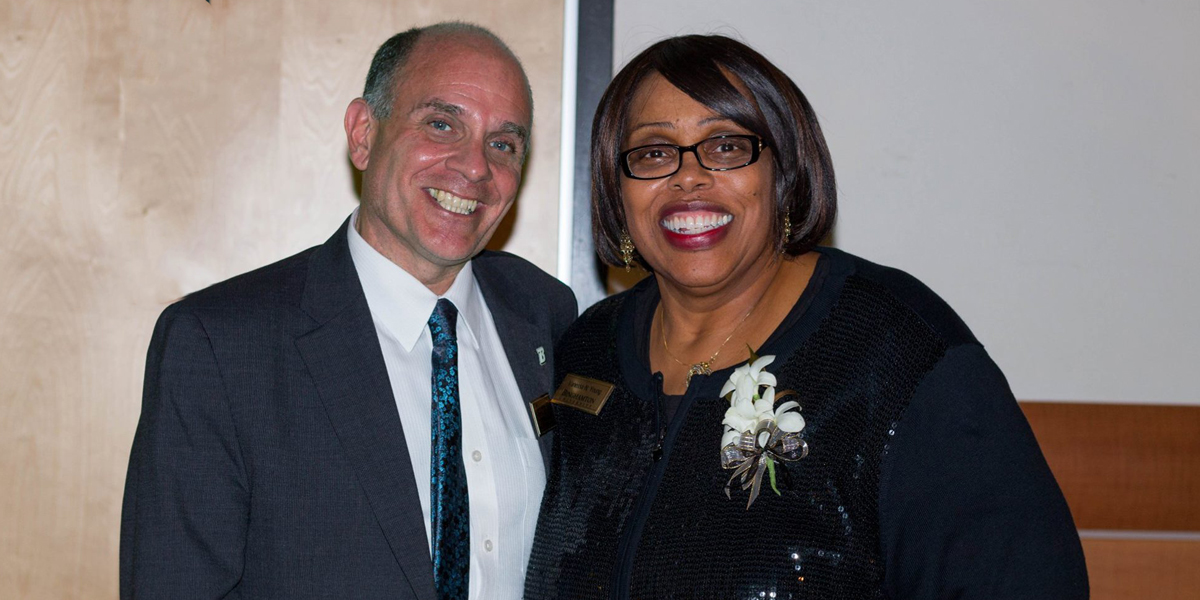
[[344, 98, 375, 171]]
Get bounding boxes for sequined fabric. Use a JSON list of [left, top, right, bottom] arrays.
[[524, 299, 654, 598], [428, 299, 469, 600], [525, 275, 947, 599]]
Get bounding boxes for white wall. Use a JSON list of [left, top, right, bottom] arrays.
[[614, 0, 1199, 404]]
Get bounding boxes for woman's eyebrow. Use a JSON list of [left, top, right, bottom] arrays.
[[627, 116, 734, 134], [698, 116, 734, 126], [627, 120, 675, 134]]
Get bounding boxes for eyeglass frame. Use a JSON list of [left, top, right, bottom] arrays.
[[618, 134, 768, 180]]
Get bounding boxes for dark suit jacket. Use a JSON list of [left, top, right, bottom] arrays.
[[120, 220, 577, 599]]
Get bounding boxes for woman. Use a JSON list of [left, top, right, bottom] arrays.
[[525, 35, 1087, 599]]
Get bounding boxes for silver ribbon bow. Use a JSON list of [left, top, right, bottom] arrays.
[[720, 419, 809, 508]]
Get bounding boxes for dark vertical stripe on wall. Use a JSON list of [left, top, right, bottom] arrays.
[[570, 0, 614, 310]]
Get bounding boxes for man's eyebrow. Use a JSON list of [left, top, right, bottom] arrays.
[[413, 100, 527, 140], [500, 121, 529, 143], [412, 100, 463, 116]]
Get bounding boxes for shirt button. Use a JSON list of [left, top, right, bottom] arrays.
[[484, 539, 494, 552], [472, 450, 483, 462]]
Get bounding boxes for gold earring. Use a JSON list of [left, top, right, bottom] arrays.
[[782, 211, 792, 246], [619, 233, 635, 272]]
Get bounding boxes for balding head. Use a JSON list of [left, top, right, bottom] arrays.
[[362, 22, 533, 122]]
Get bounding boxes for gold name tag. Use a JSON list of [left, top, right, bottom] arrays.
[[551, 374, 616, 416], [528, 394, 556, 437]]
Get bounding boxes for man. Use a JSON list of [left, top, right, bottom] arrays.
[[120, 23, 576, 599]]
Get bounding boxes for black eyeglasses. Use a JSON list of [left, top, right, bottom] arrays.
[[619, 135, 766, 180]]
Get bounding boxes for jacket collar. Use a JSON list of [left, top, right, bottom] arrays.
[[296, 218, 437, 600], [346, 210, 485, 352], [473, 251, 558, 462]]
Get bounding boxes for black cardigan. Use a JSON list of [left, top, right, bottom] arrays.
[[525, 248, 1088, 600]]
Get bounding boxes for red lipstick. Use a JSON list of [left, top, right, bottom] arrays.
[[657, 201, 733, 251]]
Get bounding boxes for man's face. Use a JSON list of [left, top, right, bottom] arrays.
[[350, 36, 531, 288]]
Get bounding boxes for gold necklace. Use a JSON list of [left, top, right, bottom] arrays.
[[660, 302, 757, 386]]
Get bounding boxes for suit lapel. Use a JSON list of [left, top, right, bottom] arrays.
[[295, 221, 436, 600], [473, 254, 556, 463]]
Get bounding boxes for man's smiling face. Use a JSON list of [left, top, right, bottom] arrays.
[[349, 33, 531, 291]]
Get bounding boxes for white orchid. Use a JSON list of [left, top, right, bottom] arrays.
[[720, 428, 742, 449], [719, 354, 778, 402], [772, 400, 805, 433], [717, 351, 810, 507], [719, 354, 805, 447]]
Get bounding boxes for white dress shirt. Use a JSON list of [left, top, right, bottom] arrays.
[[347, 212, 545, 599]]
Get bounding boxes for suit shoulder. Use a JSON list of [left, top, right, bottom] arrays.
[[474, 250, 576, 313], [474, 250, 566, 290], [828, 248, 977, 348], [168, 245, 318, 320]]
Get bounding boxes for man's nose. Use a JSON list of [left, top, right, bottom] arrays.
[[446, 142, 492, 183]]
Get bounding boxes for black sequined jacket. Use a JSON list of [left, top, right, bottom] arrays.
[[525, 248, 1088, 600]]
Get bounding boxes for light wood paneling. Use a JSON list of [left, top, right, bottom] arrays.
[[0, 1, 563, 598], [1082, 537, 1200, 600], [1021, 402, 1200, 531]]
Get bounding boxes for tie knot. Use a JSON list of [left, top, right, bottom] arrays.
[[428, 298, 458, 343]]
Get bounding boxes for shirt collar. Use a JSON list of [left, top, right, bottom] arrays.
[[347, 210, 483, 353]]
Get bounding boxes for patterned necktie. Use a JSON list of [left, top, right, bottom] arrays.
[[428, 298, 469, 599]]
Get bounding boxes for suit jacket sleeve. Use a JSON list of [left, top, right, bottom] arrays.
[[878, 343, 1089, 599], [120, 305, 250, 599]]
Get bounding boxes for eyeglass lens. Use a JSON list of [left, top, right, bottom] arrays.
[[625, 136, 757, 179]]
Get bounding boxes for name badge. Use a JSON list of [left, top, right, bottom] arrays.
[[551, 374, 616, 416], [528, 394, 556, 437]]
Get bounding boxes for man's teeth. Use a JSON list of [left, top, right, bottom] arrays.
[[429, 189, 478, 215], [660, 213, 733, 235]]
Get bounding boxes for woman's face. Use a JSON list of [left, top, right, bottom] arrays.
[[620, 73, 776, 291]]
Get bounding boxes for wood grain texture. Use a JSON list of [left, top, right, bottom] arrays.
[[1082, 538, 1200, 600], [0, 1, 563, 598], [1020, 402, 1200, 531]]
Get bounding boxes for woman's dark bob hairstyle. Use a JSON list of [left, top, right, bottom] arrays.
[[591, 34, 836, 269]]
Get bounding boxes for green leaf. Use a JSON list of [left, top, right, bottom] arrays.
[[747, 344, 759, 363], [766, 456, 780, 495]]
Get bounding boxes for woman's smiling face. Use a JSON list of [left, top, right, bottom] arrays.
[[620, 73, 776, 291]]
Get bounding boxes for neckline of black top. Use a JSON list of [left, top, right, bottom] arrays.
[[620, 246, 854, 409]]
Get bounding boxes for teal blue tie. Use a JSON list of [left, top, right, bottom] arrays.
[[428, 299, 469, 598]]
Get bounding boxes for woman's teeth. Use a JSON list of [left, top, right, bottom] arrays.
[[660, 213, 733, 235], [429, 188, 478, 215]]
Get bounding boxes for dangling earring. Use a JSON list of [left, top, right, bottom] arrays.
[[619, 232, 635, 272], [781, 211, 792, 247]]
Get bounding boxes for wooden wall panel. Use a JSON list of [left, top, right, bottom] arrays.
[[1024, 402, 1200, 599], [0, 1, 563, 598], [1082, 538, 1200, 600], [1021, 402, 1200, 531]]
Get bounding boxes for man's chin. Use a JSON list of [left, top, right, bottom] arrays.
[[417, 241, 487, 269]]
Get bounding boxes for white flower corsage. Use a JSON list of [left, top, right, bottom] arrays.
[[719, 351, 808, 508]]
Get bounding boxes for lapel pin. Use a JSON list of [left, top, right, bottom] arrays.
[[536, 346, 546, 366]]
